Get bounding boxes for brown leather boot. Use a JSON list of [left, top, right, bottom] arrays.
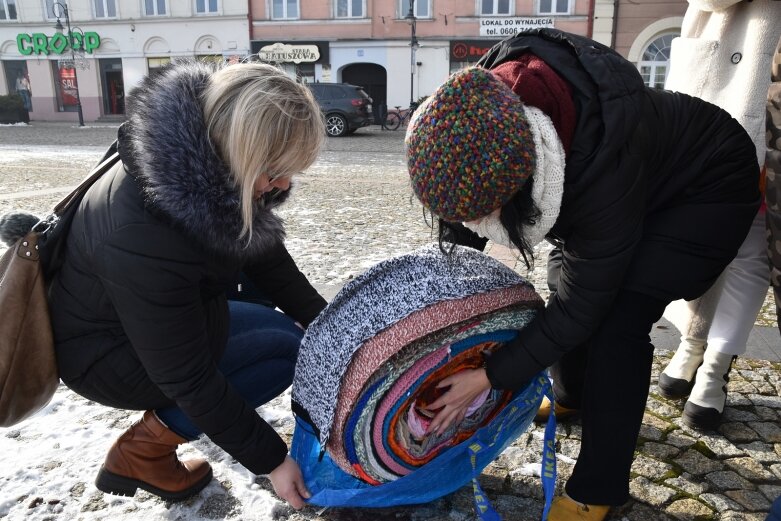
[[95, 411, 213, 501]]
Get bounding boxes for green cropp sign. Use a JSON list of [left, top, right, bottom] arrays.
[[17, 32, 101, 55]]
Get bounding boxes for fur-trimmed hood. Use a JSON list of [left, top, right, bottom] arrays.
[[117, 60, 289, 260]]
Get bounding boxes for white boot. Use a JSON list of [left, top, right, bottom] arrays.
[[683, 349, 736, 431], [658, 338, 706, 399]]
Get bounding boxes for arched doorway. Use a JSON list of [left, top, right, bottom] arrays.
[[638, 33, 677, 89], [342, 63, 387, 124]]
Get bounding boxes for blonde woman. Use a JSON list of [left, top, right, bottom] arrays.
[[46, 62, 325, 508]]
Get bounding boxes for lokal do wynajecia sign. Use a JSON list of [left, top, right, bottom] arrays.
[[16, 31, 101, 55], [257, 42, 320, 64], [479, 17, 554, 37]]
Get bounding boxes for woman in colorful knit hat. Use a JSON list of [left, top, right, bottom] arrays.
[[405, 28, 759, 521]]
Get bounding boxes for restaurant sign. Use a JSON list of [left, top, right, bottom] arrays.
[[257, 43, 320, 64]]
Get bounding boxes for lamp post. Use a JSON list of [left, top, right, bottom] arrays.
[[52, 1, 84, 126], [404, 1, 418, 108]]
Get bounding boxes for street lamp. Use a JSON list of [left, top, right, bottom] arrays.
[[404, 1, 418, 108], [52, 1, 84, 127]]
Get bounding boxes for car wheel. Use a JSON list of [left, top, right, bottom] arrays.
[[325, 114, 348, 137]]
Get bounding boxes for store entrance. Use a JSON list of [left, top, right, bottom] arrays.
[[342, 63, 387, 125], [99, 59, 124, 115]]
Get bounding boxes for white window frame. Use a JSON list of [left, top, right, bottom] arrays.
[[271, 0, 300, 20], [0, 0, 18, 20], [479, 0, 512, 16], [335, 0, 364, 18], [143, 0, 168, 17], [195, 0, 219, 15], [637, 33, 677, 89], [537, 0, 571, 15], [399, 0, 430, 20], [93, 0, 118, 19]]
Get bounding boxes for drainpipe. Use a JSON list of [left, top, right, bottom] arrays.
[[610, 0, 620, 50], [587, 0, 595, 38]]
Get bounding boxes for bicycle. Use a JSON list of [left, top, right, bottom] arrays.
[[382, 103, 418, 131]]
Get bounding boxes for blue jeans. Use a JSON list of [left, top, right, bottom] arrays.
[[155, 301, 303, 440]]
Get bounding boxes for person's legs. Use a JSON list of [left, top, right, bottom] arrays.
[[156, 301, 303, 438], [96, 302, 303, 500], [682, 211, 769, 429], [704, 211, 769, 357], [564, 290, 667, 506]]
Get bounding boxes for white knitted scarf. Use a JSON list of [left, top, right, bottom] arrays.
[[463, 105, 566, 249]]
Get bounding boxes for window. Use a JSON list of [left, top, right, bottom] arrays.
[[481, 0, 510, 15], [0, 0, 17, 20], [195, 0, 217, 14], [336, 0, 363, 18], [147, 57, 171, 77], [400, 0, 428, 19], [44, 0, 57, 20], [94, 0, 117, 18], [144, 0, 167, 16], [271, 0, 298, 19], [537, 0, 569, 15], [638, 33, 677, 89]]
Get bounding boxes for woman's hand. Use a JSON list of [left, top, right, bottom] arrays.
[[268, 456, 310, 509], [423, 368, 492, 436]]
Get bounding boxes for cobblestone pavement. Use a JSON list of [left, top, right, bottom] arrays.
[[1, 123, 781, 520]]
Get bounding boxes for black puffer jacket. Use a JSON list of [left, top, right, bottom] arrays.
[[478, 29, 759, 390], [48, 62, 326, 474]]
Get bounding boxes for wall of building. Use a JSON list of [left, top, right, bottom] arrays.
[[250, 0, 590, 110], [0, 0, 250, 123]]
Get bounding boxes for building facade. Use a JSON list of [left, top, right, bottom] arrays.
[[0, 0, 250, 123], [249, 0, 591, 116], [0, 0, 687, 123]]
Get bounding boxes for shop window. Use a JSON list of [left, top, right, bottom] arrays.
[[537, 0, 569, 15], [296, 63, 315, 84], [197, 55, 224, 63], [271, 0, 298, 19], [480, 0, 510, 15], [144, 0, 167, 16], [94, 0, 117, 18], [336, 0, 363, 18], [0, 0, 17, 20], [638, 33, 676, 89], [147, 57, 171, 77], [3, 61, 31, 111], [400, 0, 428, 18], [195, 0, 217, 14], [52, 60, 80, 113]]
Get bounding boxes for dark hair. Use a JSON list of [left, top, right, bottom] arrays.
[[436, 178, 541, 269]]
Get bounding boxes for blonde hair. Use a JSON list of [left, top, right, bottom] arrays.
[[200, 63, 325, 241]]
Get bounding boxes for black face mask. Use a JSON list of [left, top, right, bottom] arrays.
[[257, 186, 291, 209]]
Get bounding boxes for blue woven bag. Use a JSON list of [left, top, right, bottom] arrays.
[[290, 373, 557, 521]]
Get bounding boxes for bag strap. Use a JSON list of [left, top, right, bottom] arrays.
[[52, 141, 120, 216], [33, 141, 120, 235]]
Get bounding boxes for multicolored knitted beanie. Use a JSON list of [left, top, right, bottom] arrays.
[[405, 66, 536, 222]]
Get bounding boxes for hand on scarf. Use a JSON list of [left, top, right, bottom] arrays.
[[423, 368, 492, 436], [268, 456, 311, 509]]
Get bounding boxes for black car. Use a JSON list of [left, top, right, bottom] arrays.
[[307, 82, 373, 137]]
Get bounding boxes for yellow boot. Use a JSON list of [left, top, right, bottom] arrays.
[[547, 495, 610, 521], [534, 395, 580, 423]]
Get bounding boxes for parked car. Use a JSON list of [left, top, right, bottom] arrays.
[[307, 82, 373, 137]]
